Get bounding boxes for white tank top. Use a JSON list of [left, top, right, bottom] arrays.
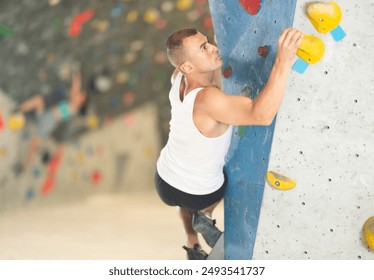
[[157, 72, 233, 195]]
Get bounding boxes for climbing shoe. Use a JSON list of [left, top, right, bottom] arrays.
[[192, 211, 222, 248], [182, 244, 208, 260]]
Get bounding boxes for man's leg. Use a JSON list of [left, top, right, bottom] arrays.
[[200, 200, 221, 218], [179, 207, 208, 260], [12, 95, 45, 175], [179, 207, 199, 248], [191, 200, 223, 248], [18, 95, 45, 114]]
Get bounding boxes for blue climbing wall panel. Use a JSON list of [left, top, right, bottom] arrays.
[[208, 0, 297, 259]]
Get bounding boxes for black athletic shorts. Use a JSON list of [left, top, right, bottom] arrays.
[[154, 170, 226, 211]]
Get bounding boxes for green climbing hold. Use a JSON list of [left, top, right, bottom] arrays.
[[0, 24, 15, 37]]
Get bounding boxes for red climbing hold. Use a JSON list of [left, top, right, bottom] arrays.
[[258, 46, 268, 57], [239, 0, 261, 16], [69, 9, 95, 37], [41, 147, 64, 195], [203, 16, 213, 29], [40, 175, 55, 195], [47, 147, 64, 173], [0, 111, 5, 132], [223, 66, 232, 78], [90, 170, 102, 185]]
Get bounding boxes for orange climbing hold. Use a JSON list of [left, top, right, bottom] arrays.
[[239, 0, 261, 15]]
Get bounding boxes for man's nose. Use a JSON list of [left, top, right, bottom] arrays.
[[210, 43, 218, 53]]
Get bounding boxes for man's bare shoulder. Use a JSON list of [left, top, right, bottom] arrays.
[[195, 86, 226, 109], [198, 86, 225, 100]]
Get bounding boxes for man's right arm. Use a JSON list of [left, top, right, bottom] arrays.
[[248, 28, 302, 125], [198, 28, 303, 126]]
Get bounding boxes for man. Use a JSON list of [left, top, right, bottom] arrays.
[[13, 70, 87, 174], [155, 28, 302, 259]]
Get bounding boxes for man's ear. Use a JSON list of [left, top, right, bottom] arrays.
[[179, 62, 193, 73]]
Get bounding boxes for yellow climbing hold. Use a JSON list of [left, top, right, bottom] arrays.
[[297, 34, 325, 64], [363, 216, 374, 251], [116, 71, 129, 84], [307, 2, 342, 34], [127, 10, 138, 23], [76, 152, 86, 164], [143, 8, 160, 24], [86, 115, 99, 129], [92, 20, 109, 32], [266, 171, 296, 190], [177, 0, 193, 11], [9, 113, 25, 131]]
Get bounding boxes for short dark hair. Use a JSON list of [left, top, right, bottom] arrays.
[[166, 28, 198, 67]]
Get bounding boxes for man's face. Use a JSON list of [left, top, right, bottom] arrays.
[[182, 32, 223, 73]]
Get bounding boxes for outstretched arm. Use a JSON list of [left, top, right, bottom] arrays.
[[198, 28, 303, 126], [52, 70, 87, 120], [69, 70, 86, 112], [250, 28, 302, 124]]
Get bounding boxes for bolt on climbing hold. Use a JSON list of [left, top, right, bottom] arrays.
[[363, 216, 374, 251], [266, 171, 297, 190], [238, 0, 261, 16], [0, 111, 5, 132], [306, 1, 346, 41], [0, 23, 15, 37], [8, 113, 26, 131], [292, 34, 325, 74], [258, 46, 269, 57], [223, 66, 232, 78], [68, 9, 95, 38]]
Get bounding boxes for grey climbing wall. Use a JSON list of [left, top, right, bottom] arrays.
[[255, 0, 374, 259], [208, 0, 373, 260]]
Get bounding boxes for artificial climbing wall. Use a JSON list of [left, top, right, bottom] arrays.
[[255, 0, 374, 260], [210, 0, 373, 259], [0, 0, 213, 212], [209, 0, 297, 260]]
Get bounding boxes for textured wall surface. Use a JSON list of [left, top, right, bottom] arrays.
[[0, 0, 212, 212], [0, 100, 160, 212], [209, 0, 297, 260], [255, 0, 374, 259], [210, 0, 373, 259]]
